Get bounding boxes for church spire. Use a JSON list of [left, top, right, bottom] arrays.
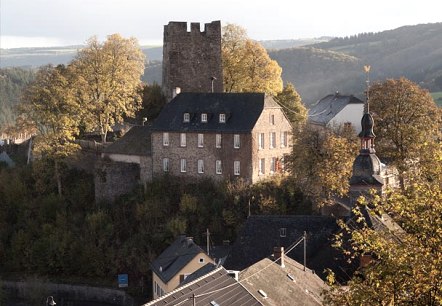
[[359, 65, 376, 152], [349, 66, 383, 191]]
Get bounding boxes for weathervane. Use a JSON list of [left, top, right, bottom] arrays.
[[364, 65, 371, 113]]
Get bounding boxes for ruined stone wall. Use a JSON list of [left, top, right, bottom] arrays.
[[94, 159, 140, 203], [162, 21, 223, 101]]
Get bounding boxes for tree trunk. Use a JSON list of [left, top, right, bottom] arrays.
[[55, 160, 62, 197], [101, 131, 107, 143]]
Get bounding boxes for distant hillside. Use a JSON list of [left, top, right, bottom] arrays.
[[0, 46, 163, 68], [0, 67, 35, 130], [258, 37, 333, 50], [271, 23, 442, 103]]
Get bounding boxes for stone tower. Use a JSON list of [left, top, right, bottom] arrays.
[[162, 21, 224, 101]]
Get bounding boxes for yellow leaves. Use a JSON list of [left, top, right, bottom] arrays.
[[222, 24, 283, 96], [72, 34, 145, 142]]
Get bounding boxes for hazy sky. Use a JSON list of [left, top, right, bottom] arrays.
[[1, 0, 441, 48]]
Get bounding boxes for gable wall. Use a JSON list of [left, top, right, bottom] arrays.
[[251, 107, 292, 183]]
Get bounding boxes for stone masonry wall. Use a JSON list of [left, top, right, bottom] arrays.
[[151, 131, 253, 183], [251, 107, 293, 183], [162, 21, 223, 101], [95, 159, 140, 203]]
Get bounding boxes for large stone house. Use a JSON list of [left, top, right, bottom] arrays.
[[150, 92, 293, 183]]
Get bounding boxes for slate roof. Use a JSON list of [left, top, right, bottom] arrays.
[[180, 263, 218, 285], [103, 126, 152, 156], [151, 92, 279, 133], [240, 257, 328, 306], [308, 93, 363, 125], [151, 235, 208, 284], [0, 151, 15, 167], [144, 267, 262, 306], [224, 215, 340, 280]]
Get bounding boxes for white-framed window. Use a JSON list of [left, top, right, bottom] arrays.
[[219, 113, 226, 123], [183, 112, 190, 123], [198, 133, 204, 147], [180, 159, 187, 173], [216, 160, 222, 174], [270, 114, 275, 125], [259, 158, 265, 175], [258, 133, 265, 150], [270, 157, 276, 173], [216, 134, 222, 148], [180, 133, 186, 147], [269, 132, 276, 149], [163, 158, 169, 172], [198, 159, 204, 173], [163, 132, 169, 146], [234, 134, 240, 149], [234, 161, 240, 176], [199, 257, 205, 263], [281, 131, 288, 148], [201, 113, 208, 123]]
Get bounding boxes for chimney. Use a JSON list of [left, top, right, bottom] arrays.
[[273, 246, 285, 268], [172, 87, 181, 99]]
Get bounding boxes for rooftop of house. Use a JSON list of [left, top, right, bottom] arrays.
[[308, 93, 364, 126], [102, 125, 152, 156], [151, 92, 281, 133], [0, 150, 15, 167], [240, 256, 328, 306], [223, 215, 341, 280], [144, 267, 262, 306], [151, 235, 209, 284], [180, 263, 218, 286]]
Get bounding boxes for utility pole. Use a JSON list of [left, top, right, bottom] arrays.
[[206, 228, 210, 256], [303, 231, 307, 271]]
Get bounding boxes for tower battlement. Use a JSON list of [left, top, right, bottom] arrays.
[[163, 21, 221, 37], [162, 20, 223, 101]]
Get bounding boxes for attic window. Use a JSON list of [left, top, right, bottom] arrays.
[[201, 113, 208, 123], [219, 113, 226, 123], [183, 113, 190, 123], [199, 258, 204, 263]]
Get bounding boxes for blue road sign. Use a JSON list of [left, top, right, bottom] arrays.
[[118, 274, 128, 288]]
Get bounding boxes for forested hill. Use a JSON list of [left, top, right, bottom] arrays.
[[269, 22, 442, 104], [0, 68, 35, 130]]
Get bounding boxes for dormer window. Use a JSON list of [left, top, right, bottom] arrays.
[[219, 113, 226, 123], [201, 113, 208, 123], [183, 113, 190, 123]]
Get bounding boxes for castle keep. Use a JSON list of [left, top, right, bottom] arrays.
[[162, 21, 223, 101]]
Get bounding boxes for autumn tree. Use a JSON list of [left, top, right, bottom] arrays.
[[134, 83, 166, 124], [369, 77, 441, 186], [325, 174, 442, 305], [20, 65, 81, 196], [287, 125, 358, 208], [222, 24, 283, 95], [276, 82, 307, 126], [72, 34, 145, 142]]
